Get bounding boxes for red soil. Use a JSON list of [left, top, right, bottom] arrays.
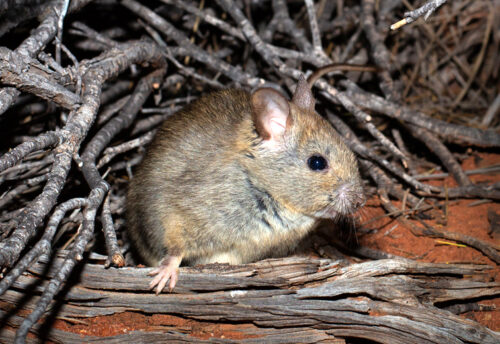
[[52, 312, 259, 340], [359, 152, 500, 331]]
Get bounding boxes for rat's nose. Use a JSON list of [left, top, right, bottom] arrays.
[[353, 193, 366, 209], [334, 181, 365, 214]]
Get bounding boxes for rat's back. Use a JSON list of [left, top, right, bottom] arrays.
[[126, 89, 254, 265]]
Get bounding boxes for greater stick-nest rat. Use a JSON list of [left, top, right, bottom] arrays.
[[127, 69, 366, 293]]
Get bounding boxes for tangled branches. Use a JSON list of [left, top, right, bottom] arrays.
[[0, 0, 499, 342]]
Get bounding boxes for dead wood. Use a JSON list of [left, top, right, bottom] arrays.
[[1, 255, 499, 343]]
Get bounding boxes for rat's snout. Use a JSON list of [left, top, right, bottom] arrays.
[[333, 181, 365, 215]]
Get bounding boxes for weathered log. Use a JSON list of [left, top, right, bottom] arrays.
[[1, 253, 498, 343]]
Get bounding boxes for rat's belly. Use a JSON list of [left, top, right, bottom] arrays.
[[190, 211, 317, 265]]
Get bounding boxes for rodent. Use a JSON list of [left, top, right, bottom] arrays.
[[127, 64, 368, 293]]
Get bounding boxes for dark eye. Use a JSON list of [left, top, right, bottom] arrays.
[[307, 155, 328, 171]]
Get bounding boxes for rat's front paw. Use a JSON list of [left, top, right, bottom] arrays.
[[148, 255, 182, 294]]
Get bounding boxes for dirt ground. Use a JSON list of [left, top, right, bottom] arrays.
[[46, 152, 500, 339], [358, 152, 500, 332]]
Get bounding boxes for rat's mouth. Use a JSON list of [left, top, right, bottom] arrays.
[[314, 207, 341, 220], [314, 206, 361, 221], [314, 195, 365, 220]]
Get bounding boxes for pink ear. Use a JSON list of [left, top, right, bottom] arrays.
[[251, 88, 291, 141], [292, 75, 315, 112]]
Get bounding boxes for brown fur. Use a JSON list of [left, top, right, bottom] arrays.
[[127, 85, 364, 268]]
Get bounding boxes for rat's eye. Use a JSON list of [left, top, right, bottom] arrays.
[[307, 155, 328, 171]]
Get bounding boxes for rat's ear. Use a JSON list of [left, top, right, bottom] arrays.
[[251, 88, 291, 141], [292, 75, 315, 112]]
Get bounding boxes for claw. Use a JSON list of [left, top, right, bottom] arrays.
[[148, 255, 182, 294]]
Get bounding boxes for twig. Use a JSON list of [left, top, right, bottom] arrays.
[[0, 132, 59, 173], [407, 124, 471, 186], [0, 47, 81, 109], [452, 6, 494, 107], [0, 40, 164, 268], [122, 0, 262, 87], [102, 193, 124, 267], [481, 94, 500, 127], [341, 79, 500, 147], [414, 164, 500, 180], [269, 0, 312, 52], [81, 65, 166, 269], [97, 95, 131, 125], [361, 0, 399, 101], [0, 0, 93, 115], [0, 198, 88, 295], [391, 0, 448, 30], [392, 129, 418, 175], [97, 130, 157, 168], [304, 0, 326, 58], [14, 188, 105, 343], [162, 0, 245, 41], [419, 184, 500, 201], [0, 174, 49, 209], [377, 187, 500, 263], [55, 0, 71, 64]]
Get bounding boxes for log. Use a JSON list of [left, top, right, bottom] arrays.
[[1, 253, 498, 343]]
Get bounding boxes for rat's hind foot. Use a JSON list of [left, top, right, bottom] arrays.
[[148, 255, 182, 294]]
